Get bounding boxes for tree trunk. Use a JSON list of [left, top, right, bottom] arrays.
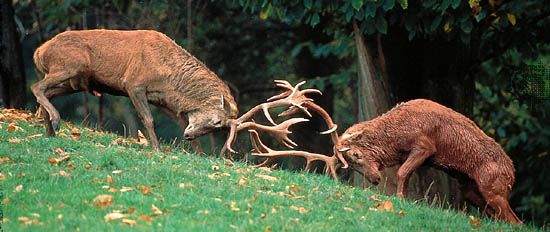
[[354, 22, 392, 120], [0, 0, 26, 109]]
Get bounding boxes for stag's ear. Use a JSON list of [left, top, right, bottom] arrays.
[[340, 132, 360, 140], [221, 95, 239, 118]]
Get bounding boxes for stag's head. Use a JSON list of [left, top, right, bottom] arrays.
[[184, 95, 239, 140], [336, 131, 382, 185]]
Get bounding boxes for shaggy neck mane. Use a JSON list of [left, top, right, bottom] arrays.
[[163, 43, 235, 113]]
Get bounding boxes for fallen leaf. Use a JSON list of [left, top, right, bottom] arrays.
[[18, 216, 39, 225], [0, 173, 4, 180], [208, 172, 231, 179], [343, 207, 355, 212], [120, 187, 135, 192], [48, 155, 71, 164], [112, 170, 122, 174], [104, 212, 126, 223], [398, 210, 405, 216], [70, 132, 81, 139], [55, 148, 64, 156], [108, 187, 118, 192], [93, 194, 113, 207], [257, 167, 272, 172], [230, 201, 240, 211], [152, 204, 163, 215], [58, 170, 72, 177], [26, 134, 43, 139], [14, 185, 23, 192], [469, 215, 481, 228], [264, 226, 272, 232], [255, 174, 278, 182], [139, 215, 153, 223], [121, 218, 136, 227], [107, 175, 115, 184], [290, 205, 309, 213], [170, 155, 179, 160], [369, 194, 381, 202], [0, 156, 11, 164], [138, 185, 152, 195], [375, 201, 394, 212], [238, 178, 247, 186], [7, 123, 23, 133], [8, 138, 21, 143]]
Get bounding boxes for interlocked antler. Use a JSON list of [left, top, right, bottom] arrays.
[[220, 80, 348, 179]]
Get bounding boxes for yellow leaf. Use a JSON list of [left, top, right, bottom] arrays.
[[121, 219, 136, 227], [93, 194, 113, 207], [107, 175, 115, 184], [343, 207, 355, 212], [138, 185, 152, 195], [152, 204, 163, 215], [139, 215, 153, 223], [230, 201, 240, 211], [120, 186, 135, 192], [255, 174, 278, 182], [104, 212, 126, 223], [470, 215, 481, 228], [8, 138, 21, 143], [507, 13, 516, 26], [375, 201, 394, 211], [290, 205, 309, 213], [14, 184, 23, 192], [264, 226, 272, 232], [443, 21, 452, 33], [238, 178, 247, 186], [55, 147, 64, 156]]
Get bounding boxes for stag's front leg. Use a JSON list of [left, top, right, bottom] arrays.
[[396, 136, 435, 198], [127, 86, 160, 151]]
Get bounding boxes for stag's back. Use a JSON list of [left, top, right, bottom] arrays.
[[379, 99, 515, 180]]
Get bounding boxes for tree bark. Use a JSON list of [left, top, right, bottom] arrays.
[[0, 0, 26, 109], [354, 22, 392, 121]]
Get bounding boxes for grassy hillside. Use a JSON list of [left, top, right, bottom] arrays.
[[0, 109, 539, 231]]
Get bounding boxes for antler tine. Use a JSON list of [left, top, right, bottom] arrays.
[[249, 130, 276, 168], [238, 117, 309, 149], [249, 128, 338, 179]]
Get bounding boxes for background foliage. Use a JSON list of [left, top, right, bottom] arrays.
[[2, 0, 548, 226]]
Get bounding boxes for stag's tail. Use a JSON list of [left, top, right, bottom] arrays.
[[33, 46, 48, 76]]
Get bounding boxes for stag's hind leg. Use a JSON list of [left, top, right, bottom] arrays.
[[396, 136, 436, 198], [31, 73, 78, 135]]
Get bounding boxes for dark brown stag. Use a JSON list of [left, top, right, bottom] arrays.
[[223, 85, 521, 225]]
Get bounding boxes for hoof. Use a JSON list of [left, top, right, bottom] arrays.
[[51, 120, 61, 131]]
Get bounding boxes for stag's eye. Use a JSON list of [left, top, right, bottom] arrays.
[[212, 118, 222, 127]]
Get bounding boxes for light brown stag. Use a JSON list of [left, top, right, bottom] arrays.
[[31, 29, 238, 151], [222, 84, 521, 225]]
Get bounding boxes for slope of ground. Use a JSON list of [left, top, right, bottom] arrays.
[[0, 109, 537, 231]]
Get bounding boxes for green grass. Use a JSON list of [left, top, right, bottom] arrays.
[[0, 109, 540, 231]]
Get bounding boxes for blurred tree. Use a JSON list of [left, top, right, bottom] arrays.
[[239, 0, 549, 212], [0, 0, 26, 109]]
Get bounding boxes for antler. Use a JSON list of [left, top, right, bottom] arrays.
[[220, 80, 348, 179], [220, 80, 320, 155], [248, 130, 339, 179]]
